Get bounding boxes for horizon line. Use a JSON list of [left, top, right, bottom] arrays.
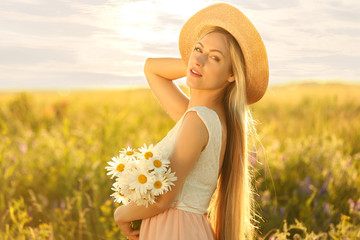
[[0, 79, 359, 93]]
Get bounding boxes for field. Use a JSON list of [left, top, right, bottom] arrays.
[[1, 83, 360, 239]]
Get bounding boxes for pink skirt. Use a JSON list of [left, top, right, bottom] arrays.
[[139, 207, 216, 240]]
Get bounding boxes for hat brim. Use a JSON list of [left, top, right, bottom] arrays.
[[179, 3, 269, 104]]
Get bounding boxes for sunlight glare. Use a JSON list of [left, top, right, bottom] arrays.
[[114, 0, 211, 43]]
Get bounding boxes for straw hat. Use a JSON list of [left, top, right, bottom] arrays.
[[179, 3, 269, 104]]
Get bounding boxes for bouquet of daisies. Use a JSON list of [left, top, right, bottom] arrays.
[[106, 144, 177, 207]]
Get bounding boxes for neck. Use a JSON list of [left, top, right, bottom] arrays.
[[187, 87, 225, 111]]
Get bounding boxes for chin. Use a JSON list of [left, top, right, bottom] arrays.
[[185, 77, 194, 88], [186, 77, 201, 89]]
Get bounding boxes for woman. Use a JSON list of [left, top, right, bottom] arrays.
[[113, 3, 269, 240]]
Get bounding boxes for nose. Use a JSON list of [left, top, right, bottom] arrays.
[[194, 54, 205, 67]]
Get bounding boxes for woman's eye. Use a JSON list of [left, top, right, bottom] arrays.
[[194, 47, 202, 52], [211, 56, 220, 62]]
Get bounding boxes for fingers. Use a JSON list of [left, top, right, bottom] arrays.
[[127, 229, 140, 240], [129, 230, 140, 236], [128, 236, 139, 240], [118, 222, 134, 236], [116, 221, 140, 239]]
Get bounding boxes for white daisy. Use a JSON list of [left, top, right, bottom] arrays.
[[151, 174, 171, 196], [105, 154, 132, 179], [113, 178, 139, 203], [135, 190, 156, 207], [128, 188, 143, 202], [128, 166, 155, 196], [163, 168, 177, 191], [110, 186, 129, 204], [133, 157, 152, 172], [106, 143, 179, 208], [125, 187, 140, 203], [112, 166, 152, 202], [138, 143, 156, 160], [119, 146, 137, 161], [113, 174, 130, 191], [148, 154, 170, 174]]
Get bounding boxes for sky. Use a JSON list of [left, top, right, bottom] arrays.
[[0, 0, 359, 90]]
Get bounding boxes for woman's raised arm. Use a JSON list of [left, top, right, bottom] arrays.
[[144, 58, 189, 122]]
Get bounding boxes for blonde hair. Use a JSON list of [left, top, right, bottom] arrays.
[[199, 26, 256, 240]]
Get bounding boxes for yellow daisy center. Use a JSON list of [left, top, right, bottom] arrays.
[[138, 174, 147, 184], [118, 191, 124, 197], [116, 163, 125, 172], [153, 160, 162, 168], [126, 150, 134, 156], [144, 151, 153, 159], [154, 181, 162, 189]]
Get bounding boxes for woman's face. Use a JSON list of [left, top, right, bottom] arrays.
[[186, 31, 234, 91]]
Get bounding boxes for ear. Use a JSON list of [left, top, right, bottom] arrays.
[[227, 73, 235, 83]]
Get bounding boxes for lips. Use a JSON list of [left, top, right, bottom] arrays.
[[190, 68, 202, 77]]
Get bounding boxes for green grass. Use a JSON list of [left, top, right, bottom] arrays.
[[0, 83, 359, 239]]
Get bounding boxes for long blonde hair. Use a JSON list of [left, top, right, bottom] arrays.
[[200, 27, 256, 240]]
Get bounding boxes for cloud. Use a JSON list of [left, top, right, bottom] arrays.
[[0, 18, 101, 37], [0, 0, 359, 89], [244, 0, 360, 84], [0, 46, 77, 64], [1, 0, 80, 17]]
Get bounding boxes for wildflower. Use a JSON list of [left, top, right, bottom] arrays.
[[107, 144, 177, 207], [148, 154, 170, 174], [163, 168, 177, 191], [128, 166, 155, 197], [105, 154, 132, 179], [136, 191, 156, 207], [110, 186, 128, 204], [120, 146, 137, 161], [138, 143, 155, 160], [151, 174, 171, 196]]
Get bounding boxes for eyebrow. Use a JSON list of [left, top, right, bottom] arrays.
[[196, 42, 224, 56]]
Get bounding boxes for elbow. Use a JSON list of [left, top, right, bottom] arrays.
[[157, 203, 170, 213], [143, 58, 153, 75], [156, 198, 175, 213]]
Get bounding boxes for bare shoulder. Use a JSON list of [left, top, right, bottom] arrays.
[[175, 111, 209, 156], [181, 111, 208, 134], [155, 110, 209, 210]]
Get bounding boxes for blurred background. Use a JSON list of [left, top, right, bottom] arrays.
[[0, 0, 359, 239]]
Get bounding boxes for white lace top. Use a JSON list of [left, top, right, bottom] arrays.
[[154, 106, 222, 215]]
